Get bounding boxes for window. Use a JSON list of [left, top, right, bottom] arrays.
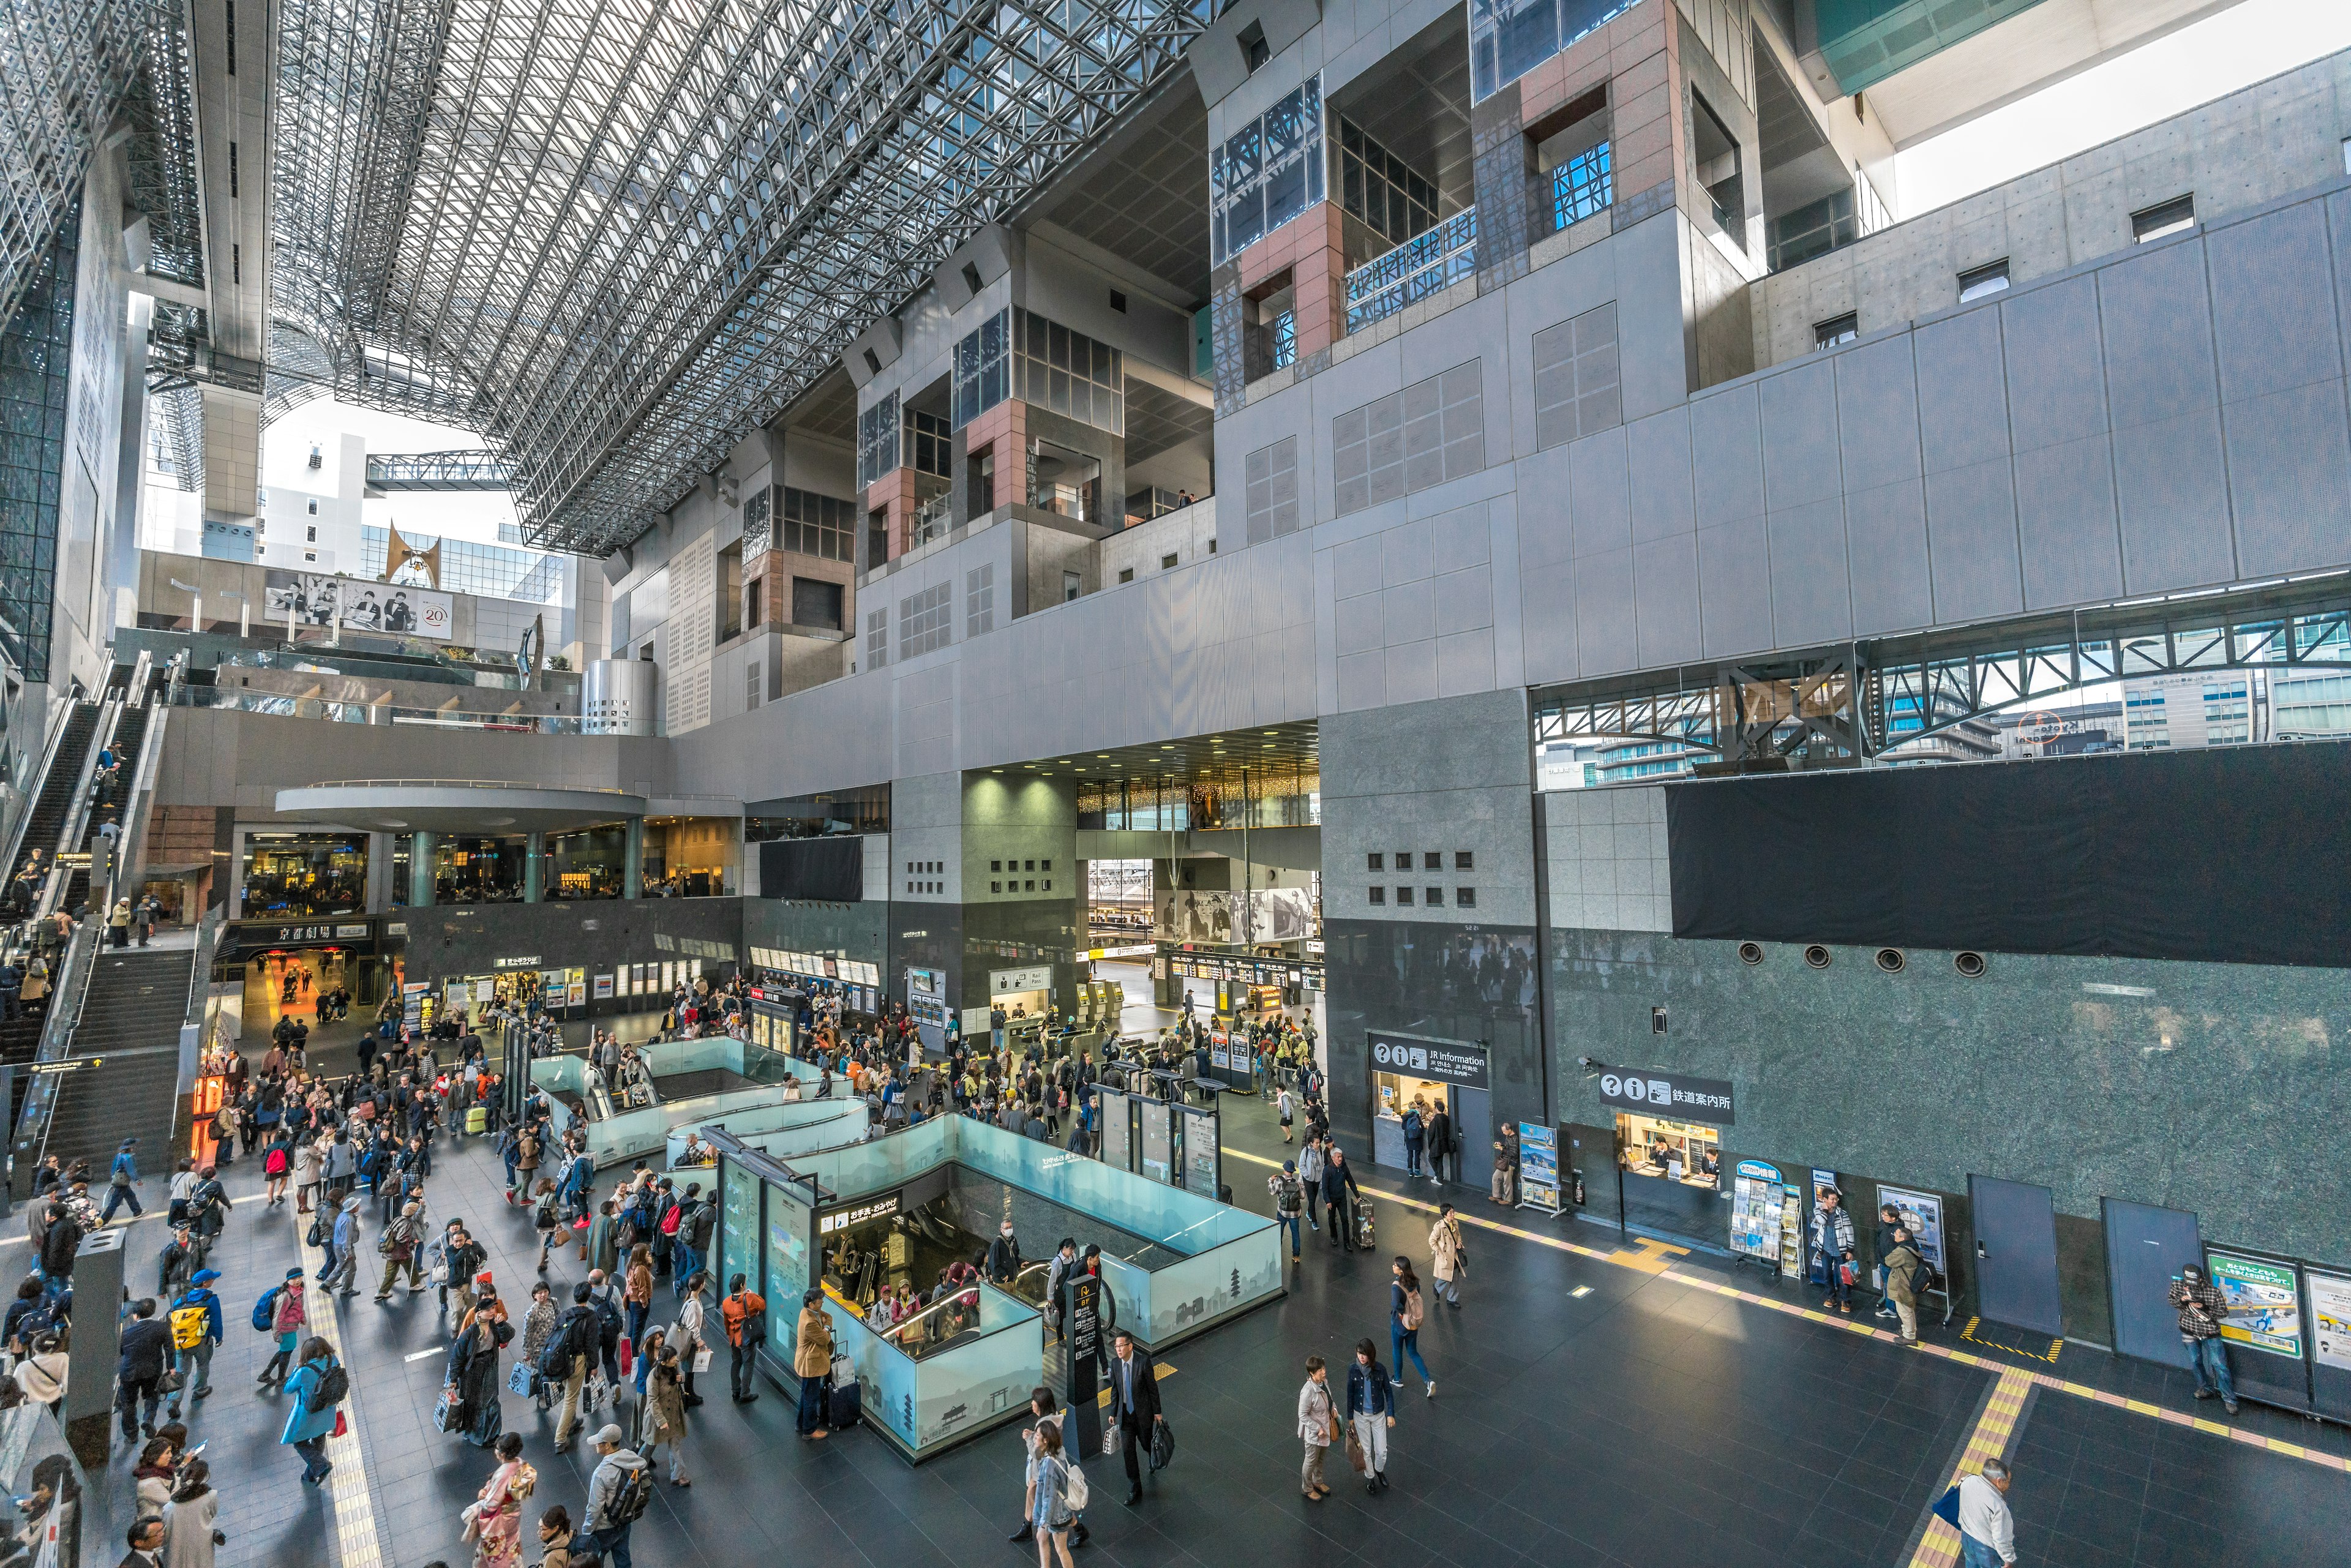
[[1957, 260, 2009, 303], [1423, 852, 1441, 870], [1109, 290, 1127, 313], [1210, 77, 1325, 266], [966, 563, 994, 636], [1472, 0, 1634, 102], [991, 860, 1001, 872], [1117, 567, 1134, 583], [959, 261, 983, 296], [1338, 117, 1440, 250], [1393, 849, 1410, 866], [1813, 313, 1858, 350], [1532, 305, 1618, 451], [866, 506, 890, 572], [1269, 309, 1297, 369], [777, 487, 854, 562], [1548, 140, 1613, 233], [857, 392, 899, 488], [1011, 309, 1123, 433], [1243, 437, 1299, 545], [898, 581, 952, 659], [1160, 553, 1179, 570], [1456, 887, 1476, 909], [1395, 887, 1414, 906], [1368, 886, 1386, 905], [745, 661, 762, 710], [306, 525, 316, 542], [741, 484, 772, 555], [790, 577, 842, 631], [1425, 887, 1444, 906], [306, 498, 318, 515], [1691, 91, 1743, 249], [907, 409, 951, 476], [1333, 360, 1484, 516], [951, 310, 1011, 427], [1238, 20, 1269, 72], [1367, 853, 1384, 871], [303, 551, 316, 562], [2132, 195, 2195, 243], [865, 606, 888, 668], [1455, 851, 1473, 870], [1062, 570, 1081, 603]]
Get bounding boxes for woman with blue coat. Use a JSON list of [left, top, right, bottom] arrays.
[[279, 1337, 343, 1485]]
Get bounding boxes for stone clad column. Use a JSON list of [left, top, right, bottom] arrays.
[[524, 831, 546, 903], [409, 831, 437, 907], [623, 819, 644, 899]]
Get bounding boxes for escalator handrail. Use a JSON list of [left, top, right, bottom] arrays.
[[8, 917, 100, 1196], [0, 692, 82, 902], [113, 658, 175, 901]]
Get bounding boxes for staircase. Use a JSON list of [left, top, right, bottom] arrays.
[[39, 949, 190, 1177], [4, 703, 97, 891]]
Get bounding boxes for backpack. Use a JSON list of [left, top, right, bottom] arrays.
[[539, 1315, 582, 1381], [659, 1202, 682, 1237], [1402, 1109, 1422, 1138], [312, 1361, 350, 1405], [306, 1212, 328, 1248], [252, 1285, 282, 1333], [1061, 1457, 1090, 1511], [170, 1303, 209, 1349], [264, 1146, 289, 1177], [1401, 1287, 1425, 1332], [608, 1462, 655, 1526]]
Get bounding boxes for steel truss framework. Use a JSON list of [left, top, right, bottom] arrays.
[[269, 0, 1217, 555], [0, 0, 151, 335], [1534, 573, 2351, 766]]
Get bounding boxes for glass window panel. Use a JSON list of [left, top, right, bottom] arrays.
[[1265, 156, 1306, 233]]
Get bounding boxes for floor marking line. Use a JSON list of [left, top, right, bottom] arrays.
[[1907, 1367, 2034, 1568], [293, 1206, 386, 1568], [1226, 1147, 2351, 1474], [1095, 1361, 1177, 1407]]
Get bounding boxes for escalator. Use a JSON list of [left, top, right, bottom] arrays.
[[61, 700, 151, 920], [38, 948, 192, 1178], [2, 702, 97, 901]]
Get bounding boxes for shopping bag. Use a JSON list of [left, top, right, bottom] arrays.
[[618, 1336, 634, 1376], [1103, 1424, 1120, 1458], [332, 1409, 348, 1439], [692, 1346, 713, 1375], [507, 1362, 538, 1398], [433, 1387, 464, 1433], [1933, 1486, 1962, 1526]]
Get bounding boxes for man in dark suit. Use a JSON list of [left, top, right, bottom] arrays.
[[118, 1518, 165, 1568], [1104, 1328, 1161, 1505]]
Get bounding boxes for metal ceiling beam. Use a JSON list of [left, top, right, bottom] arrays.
[[268, 0, 1216, 555], [0, 0, 151, 333]]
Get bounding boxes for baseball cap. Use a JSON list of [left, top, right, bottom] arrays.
[[589, 1423, 626, 1446]]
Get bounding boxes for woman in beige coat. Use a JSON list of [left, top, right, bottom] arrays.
[[639, 1346, 690, 1485], [793, 1290, 834, 1439], [1428, 1202, 1465, 1308]]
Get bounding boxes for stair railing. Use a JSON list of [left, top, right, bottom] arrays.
[[113, 653, 177, 906], [0, 691, 80, 927], [7, 917, 98, 1198]]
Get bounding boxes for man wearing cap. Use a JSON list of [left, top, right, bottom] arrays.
[[583, 1422, 651, 1568], [259, 1268, 308, 1387], [101, 1139, 143, 1224], [163, 1269, 225, 1417]]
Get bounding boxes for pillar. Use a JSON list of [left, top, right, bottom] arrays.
[[623, 819, 644, 899], [524, 831, 546, 903], [409, 831, 437, 907]]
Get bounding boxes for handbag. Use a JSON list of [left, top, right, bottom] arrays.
[[1147, 1417, 1174, 1471], [332, 1409, 348, 1439], [460, 1502, 484, 1545], [1933, 1485, 1962, 1527], [1345, 1425, 1367, 1474]]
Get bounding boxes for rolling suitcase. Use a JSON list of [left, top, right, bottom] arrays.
[[1354, 1198, 1376, 1250], [828, 1374, 861, 1430]]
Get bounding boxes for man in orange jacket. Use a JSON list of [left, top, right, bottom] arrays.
[[719, 1274, 767, 1404]]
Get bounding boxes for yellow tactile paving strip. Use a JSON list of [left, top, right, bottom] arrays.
[[1226, 1148, 2351, 1477], [1905, 1368, 2034, 1568]]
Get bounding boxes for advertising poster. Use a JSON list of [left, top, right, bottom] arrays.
[[2309, 1271, 2351, 1373], [1730, 1160, 1784, 1261], [593, 973, 615, 999], [2207, 1250, 2303, 1358], [1518, 1122, 1560, 1212], [264, 571, 454, 639], [1875, 1185, 1948, 1277]]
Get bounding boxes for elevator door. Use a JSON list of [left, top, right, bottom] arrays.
[[1969, 1175, 2064, 1336]]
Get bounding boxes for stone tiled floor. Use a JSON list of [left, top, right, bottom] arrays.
[[94, 1072, 2349, 1568]]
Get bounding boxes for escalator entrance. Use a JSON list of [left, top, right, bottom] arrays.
[[820, 1196, 993, 1359]]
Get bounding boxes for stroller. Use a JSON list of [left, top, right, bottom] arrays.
[[1354, 1195, 1377, 1251]]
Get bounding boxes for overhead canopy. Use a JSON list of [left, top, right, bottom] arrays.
[[273, 781, 648, 835]]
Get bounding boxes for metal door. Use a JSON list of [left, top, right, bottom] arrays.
[[2101, 1198, 2199, 1368], [1449, 1088, 1491, 1188], [1968, 1175, 2064, 1335]]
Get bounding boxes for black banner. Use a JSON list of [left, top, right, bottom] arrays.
[[760, 836, 863, 902], [1594, 1067, 1735, 1125], [1665, 743, 2351, 966]]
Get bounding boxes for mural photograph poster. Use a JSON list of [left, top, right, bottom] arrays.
[[264, 571, 454, 640]]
